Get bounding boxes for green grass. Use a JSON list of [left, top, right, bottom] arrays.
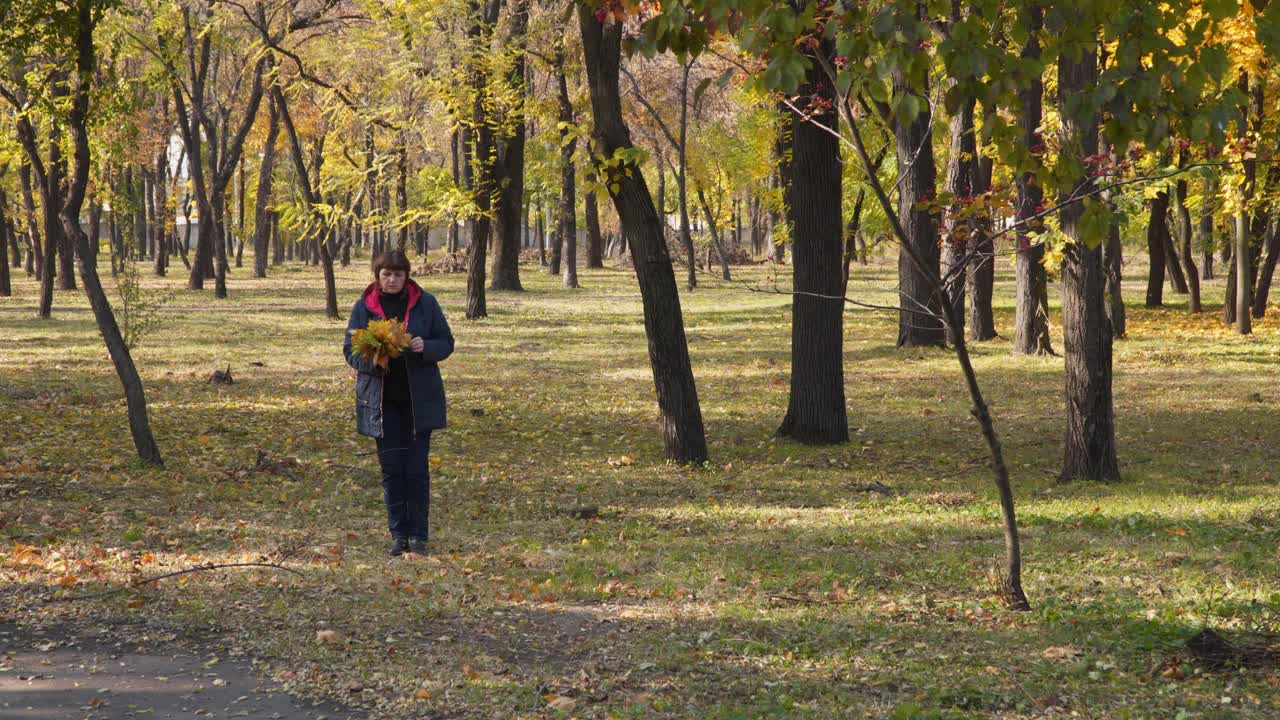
[[2, 252, 1279, 719]]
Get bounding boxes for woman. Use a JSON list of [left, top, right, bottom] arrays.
[[343, 251, 454, 556]]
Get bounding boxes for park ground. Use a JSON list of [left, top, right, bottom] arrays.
[[2, 254, 1279, 719]]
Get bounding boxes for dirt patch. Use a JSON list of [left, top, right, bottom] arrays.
[[420, 604, 623, 675], [0, 621, 361, 719]]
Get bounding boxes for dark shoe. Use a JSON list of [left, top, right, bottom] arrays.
[[408, 538, 428, 555], [389, 538, 410, 557]]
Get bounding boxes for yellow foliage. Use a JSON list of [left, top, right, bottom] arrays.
[[1219, 4, 1265, 78], [349, 319, 412, 370]]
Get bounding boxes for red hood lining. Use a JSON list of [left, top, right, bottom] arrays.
[[363, 280, 422, 324]]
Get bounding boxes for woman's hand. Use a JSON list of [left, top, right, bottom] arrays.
[[409, 337, 425, 353]]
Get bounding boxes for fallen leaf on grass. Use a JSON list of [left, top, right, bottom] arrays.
[[1042, 645, 1082, 659], [546, 694, 577, 711], [415, 689, 431, 699]]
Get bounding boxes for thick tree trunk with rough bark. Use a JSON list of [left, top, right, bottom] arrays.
[[578, 7, 707, 463], [1058, 38, 1119, 483], [776, 55, 847, 445]]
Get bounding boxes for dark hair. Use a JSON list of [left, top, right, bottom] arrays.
[[372, 250, 411, 278]]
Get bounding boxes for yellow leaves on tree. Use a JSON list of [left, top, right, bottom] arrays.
[[1219, 3, 1266, 79], [349, 319, 412, 370]]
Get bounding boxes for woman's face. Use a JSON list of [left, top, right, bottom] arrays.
[[378, 268, 406, 294]]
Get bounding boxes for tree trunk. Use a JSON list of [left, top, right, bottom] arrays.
[[272, 85, 337, 318], [152, 152, 169, 276], [87, 201, 102, 261], [1092, 133, 1126, 336], [463, 0, 501, 318], [38, 131, 63, 317], [107, 206, 119, 276], [1011, 4, 1052, 355], [534, 199, 545, 265], [3, 194, 18, 281], [676, 62, 695, 290], [656, 148, 666, 226], [491, 0, 528, 291], [6, 192, 22, 272], [178, 194, 193, 270], [771, 112, 788, 265], [941, 94, 977, 346], [234, 155, 246, 268], [0, 192, 10, 297], [1164, 230, 1188, 295], [212, 191, 229, 298], [254, 93, 280, 278], [578, 6, 708, 463], [1200, 176, 1215, 280], [19, 163, 41, 280], [967, 102, 996, 342], [1174, 179, 1201, 313], [551, 45, 576, 287], [1058, 36, 1118, 483], [143, 173, 156, 261], [1145, 191, 1169, 307], [1234, 208, 1253, 333], [892, 37, 943, 347], [396, 136, 409, 253], [695, 186, 730, 281], [776, 54, 847, 445], [1252, 220, 1280, 318], [585, 178, 604, 268], [1227, 73, 1257, 333], [56, 162, 76, 290], [62, 5, 163, 465]]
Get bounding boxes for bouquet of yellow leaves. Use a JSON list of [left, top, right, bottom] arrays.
[[349, 318, 412, 371]]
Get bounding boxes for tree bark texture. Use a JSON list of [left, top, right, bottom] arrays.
[[776, 54, 848, 445], [1058, 38, 1119, 483], [578, 7, 708, 463]]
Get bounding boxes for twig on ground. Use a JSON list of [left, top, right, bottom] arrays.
[[49, 562, 304, 603], [849, 481, 900, 497]]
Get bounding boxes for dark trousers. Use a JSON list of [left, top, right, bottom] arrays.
[[376, 398, 430, 541]]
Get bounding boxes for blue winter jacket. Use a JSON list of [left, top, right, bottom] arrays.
[[343, 280, 454, 438]]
